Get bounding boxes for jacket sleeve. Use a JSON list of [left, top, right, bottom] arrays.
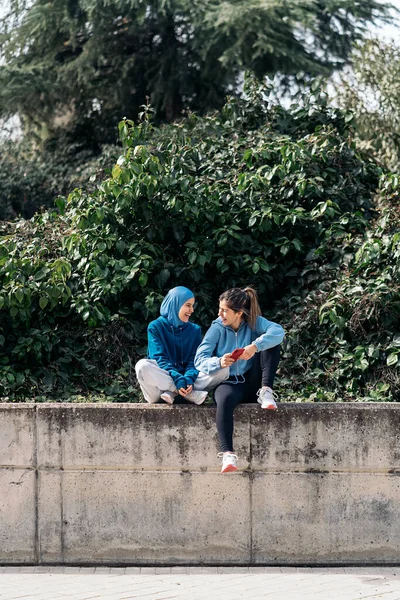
[[194, 325, 223, 375], [252, 316, 285, 351], [147, 323, 186, 390], [183, 327, 202, 386]]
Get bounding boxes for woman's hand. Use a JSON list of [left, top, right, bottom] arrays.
[[178, 384, 193, 397], [240, 344, 257, 361], [220, 353, 235, 369]]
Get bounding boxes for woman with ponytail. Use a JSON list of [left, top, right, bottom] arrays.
[[194, 287, 284, 473]]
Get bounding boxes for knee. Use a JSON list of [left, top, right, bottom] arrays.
[[135, 359, 150, 381], [261, 344, 280, 353], [260, 345, 280, 359], [214, 392, 235, 411]]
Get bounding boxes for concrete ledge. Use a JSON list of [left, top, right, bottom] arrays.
[[1, 403, 400, 565]]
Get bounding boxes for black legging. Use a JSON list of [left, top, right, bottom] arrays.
[[214, 345, 280, 453]]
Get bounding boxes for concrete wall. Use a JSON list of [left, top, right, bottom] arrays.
[[1, 403, 400, 565]]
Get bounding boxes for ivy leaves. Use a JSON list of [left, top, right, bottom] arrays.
[[0, 84, 398, 401]]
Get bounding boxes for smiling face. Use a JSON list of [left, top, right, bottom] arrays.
[[178, 297, 195, 323], [218, 299, 243, 331]]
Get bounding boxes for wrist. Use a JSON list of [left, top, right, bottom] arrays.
[[175, 377, 186, 389], [252, 343, 259, 353]]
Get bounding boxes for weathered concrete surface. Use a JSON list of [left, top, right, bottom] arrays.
[[1, 403, 400, 565], [36, 404, 251, 470], [39, 471, 250, 564], [0, 469, 36, 562], [0, 405, 35, 467], [252, 472, 400, 563], [0, 405, 36, 563]]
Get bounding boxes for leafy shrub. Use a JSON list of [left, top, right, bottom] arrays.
[[0, 138, 118, 220], [0, 81, 398, 401], [277, 174, 400, 402]]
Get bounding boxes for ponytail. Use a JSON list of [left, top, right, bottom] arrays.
[[243, 287, 261, 330], [219, 286, 261, 330]]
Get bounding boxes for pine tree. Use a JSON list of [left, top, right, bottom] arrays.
[[335, 38, 400, 172], [0, 0, 394, 146]]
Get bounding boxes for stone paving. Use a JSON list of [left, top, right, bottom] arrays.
[[1, 567, 400, 600]]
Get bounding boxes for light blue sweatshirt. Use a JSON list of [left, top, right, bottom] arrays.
[[194, 316, 284, 377]]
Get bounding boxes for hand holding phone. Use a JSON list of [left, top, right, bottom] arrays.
[[230, 348, 245, 362]]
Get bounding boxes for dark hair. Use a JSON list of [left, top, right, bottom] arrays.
[[219, 287, 261, 330]]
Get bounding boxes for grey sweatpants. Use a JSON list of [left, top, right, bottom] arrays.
[[135, 359, 229, 404]]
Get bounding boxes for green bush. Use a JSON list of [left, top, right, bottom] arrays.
[[277, 176, 400, 402], [0, 81, 398, 401], [0, 138, 118, 220]]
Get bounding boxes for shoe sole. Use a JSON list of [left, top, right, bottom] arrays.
[[221, 464, 238, 473], [160, 395, 174, 405], [186, 395, 207, 405], [262, 405, 277, 410]]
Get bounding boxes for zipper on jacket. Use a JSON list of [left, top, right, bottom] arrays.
[[235, 332, 239, 376]]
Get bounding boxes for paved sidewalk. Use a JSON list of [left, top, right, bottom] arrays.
[[1, 566, 400, 600]]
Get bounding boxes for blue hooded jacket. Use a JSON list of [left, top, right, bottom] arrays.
[[147, 286, 202, 390], [194, 315, 285, 378]]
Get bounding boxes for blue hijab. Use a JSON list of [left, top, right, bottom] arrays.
[[147, 285, 201, 388], [160, 286, 194, 328]]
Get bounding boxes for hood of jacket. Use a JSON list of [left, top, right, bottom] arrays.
[[160, 286, 194, 329]]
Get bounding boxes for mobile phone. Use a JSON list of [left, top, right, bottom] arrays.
[[230, 348, 245, 361]]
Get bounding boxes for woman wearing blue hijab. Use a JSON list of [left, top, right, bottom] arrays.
[[135, 286, 228, 405]]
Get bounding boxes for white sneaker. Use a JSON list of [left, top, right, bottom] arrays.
[[160, 391, 175, 405], [217, 452, 238, 473], [185, 390, 208, 405], [257, 387, 278, 410]]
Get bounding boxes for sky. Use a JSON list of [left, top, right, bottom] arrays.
[[374, 0, 400, 39]]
